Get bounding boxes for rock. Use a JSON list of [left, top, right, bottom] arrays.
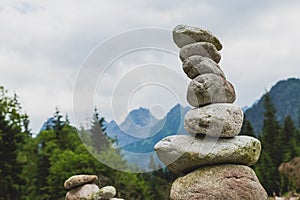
[[184, 103, 243, 137], [154, 135, 261, 174], [65, 184, 99, 200], [170, 164, 268, 200], [99, 186, 116, 199], [186, 74, 235, 107], [182, 55, 225, 79], [179, 42, 221, 63], [173, 25, 223, 50], [64, 175, 98, 190]]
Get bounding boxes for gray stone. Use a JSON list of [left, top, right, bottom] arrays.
[[184, 103, 243, 137], [65, 184, 99, 200], [173, 25, 223, 50], [186, 74, 235, 107], [179, 42, 221, 63], [183, 55, 225, 79], [64, 175, 98, 190], [154, 135, 261, 174], [99, 186, 116, 199], [170, 164, 268, 200], [109, 198, 124, 200]]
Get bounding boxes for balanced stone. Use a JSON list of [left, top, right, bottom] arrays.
[[184, 103, 243, 137], [180, 42, 221, 63], [98, 186, 116, 199], [170, 164, 268, 200], [173, 25, 223, 50], [186, 74, 235, 107], [64, 175, 98, 190], [154, 135, 261, 174], [183, 55, 225, 79], [66, 184, 99, 200]]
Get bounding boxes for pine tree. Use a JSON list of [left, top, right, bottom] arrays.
[[90, 108, 110, 152], [240, 119, 256, 137], [255, 92, 282, 195], [0, 87, 31, 200], [281, 116, 297, 162]]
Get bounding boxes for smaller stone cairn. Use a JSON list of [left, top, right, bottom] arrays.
[[64, 175, 123, 200], [154, 25, 268, 200]]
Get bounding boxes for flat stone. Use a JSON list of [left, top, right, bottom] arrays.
[[65, 184, 99, 200], [184, 103, 243, 137], [170, 164, 268, 200], [186, 74, 235, 107], [179, 42, 221, 63], [154, 135, 261, 174], [99, 186, 116, 199], [64, 175, 98, 190], [173, 25, 223, 50], [183, 55, 226, 79]]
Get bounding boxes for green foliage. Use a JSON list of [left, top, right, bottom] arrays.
[[255, 92, 300, 195], [0, 86, 31, 200]]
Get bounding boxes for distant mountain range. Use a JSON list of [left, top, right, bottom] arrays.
[[105, 104, 190, 170], [103, 78, 300, 169], [245, 78, 300, 134]]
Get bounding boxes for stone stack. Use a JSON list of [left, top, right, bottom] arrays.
[[154, 25, 268, 200], [64, 175, 123, 200]]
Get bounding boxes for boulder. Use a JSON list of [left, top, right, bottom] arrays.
[[64, 174, 98, 190], [186, 74, 235, 107], [154, 135, 261, 174], [170, 164, 268, 200], [179, 42, 221, 63], [184, 103, 243, 137], [99, 186, 116, 199], [173, 24, 223, 50], [65, 184, 99, 200], [183, 55, 225, 79]]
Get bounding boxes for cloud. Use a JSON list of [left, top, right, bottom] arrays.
[[1, 0, 300, 132]]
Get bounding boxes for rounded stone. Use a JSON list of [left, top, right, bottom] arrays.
[[64, 175, 98, 190], [183, 55, 226, 79], [99, 186, 116, 199], [179, 42, 221, 63], [184, 103, 243, 137], [154, 135, 261, 174], [173, 24, 223, 50], [170, 164, 268, 200], [186, 74, 235, 107], [65, 184, 99, 200]]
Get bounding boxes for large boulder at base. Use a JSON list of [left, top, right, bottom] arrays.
[[154, 135, 261, 174], [170, 164, 268, 200], [64, 175, 98, 190], [186, 74, 235, 107], [183, 55, 225, 79], [99, 186, 116, 199], [179, 42, 221, 63], [65, 184, 99, 200], [173, 25, 223, 50], [184, 103, 243, 137]]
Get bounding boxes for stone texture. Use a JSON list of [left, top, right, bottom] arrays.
[[173, 25, 223, 50], [99, 186, 116, 199], [170, 164, 268, 200], [179, 42, 221, 63], [184, 103, 243, 137], [65, 184, 99, 200], [186, 74, 235, 107], [183, 55, 225, 79], [154, 135, 261, 174], [64, 175, 98, 190]]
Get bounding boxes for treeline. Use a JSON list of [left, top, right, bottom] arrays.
[[241, 93, 300, 196], [0, 86, 177, 200]]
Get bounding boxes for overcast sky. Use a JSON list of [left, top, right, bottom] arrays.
[[1, 0, 300, 133]]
